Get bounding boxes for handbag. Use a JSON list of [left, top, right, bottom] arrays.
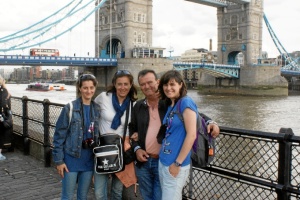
[[0, 109, 13, 129], [93, 133, 124, 174], [94, 101, 133, 174], [156, 124, 167, 144]]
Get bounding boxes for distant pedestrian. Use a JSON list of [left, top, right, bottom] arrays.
[[0, 75, 12, 160], [52, 73, 100, 200]]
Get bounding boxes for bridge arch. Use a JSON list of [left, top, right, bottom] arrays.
[[228, 51, 244, 66], [99, 35, 124, 59]]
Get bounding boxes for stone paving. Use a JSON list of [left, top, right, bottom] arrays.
[[0, 149, 141, 200]]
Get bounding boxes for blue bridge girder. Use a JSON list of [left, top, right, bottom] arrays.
[[185, 0, 250, 8], [174, 62, 300, 79], [281, 69, 300, 77], [0, 55, 117, 67], [173, 62, 240, 78]]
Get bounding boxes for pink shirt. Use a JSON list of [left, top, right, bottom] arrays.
[[145, 103, 162, 155]]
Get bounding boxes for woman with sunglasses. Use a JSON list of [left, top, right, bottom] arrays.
[[94, 70, 138, 200], [157, 70, 197, 200], [52, 73, 100, 200]]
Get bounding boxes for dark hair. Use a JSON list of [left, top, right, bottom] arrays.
[[158, 70, 187, 105], [76, 73, 98, 97], [137, 69, 158, 84], [107, 70, 138, 102]]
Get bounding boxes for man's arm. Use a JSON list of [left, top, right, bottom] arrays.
[[200, 113, 220, 138]]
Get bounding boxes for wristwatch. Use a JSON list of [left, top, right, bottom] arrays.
[[174, 161, 182, 167]]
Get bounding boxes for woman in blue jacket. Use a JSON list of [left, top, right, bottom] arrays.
[[52, 73, 100, 200]]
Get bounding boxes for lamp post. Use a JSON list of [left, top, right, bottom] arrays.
[[95, 0, 100, 58], [109, 0, 112, 59]]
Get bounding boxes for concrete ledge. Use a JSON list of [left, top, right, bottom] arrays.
[[198, 85, 288, 96]]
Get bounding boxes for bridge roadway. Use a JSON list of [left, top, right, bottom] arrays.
[[1, 54, 300, 78], [173, 62, 240, 78], [0, 55, 117, 67]]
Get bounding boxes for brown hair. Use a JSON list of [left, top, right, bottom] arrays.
[[106, 70, 138, 102], [76, 73, 98, 97], [158, 70, 187, 105]]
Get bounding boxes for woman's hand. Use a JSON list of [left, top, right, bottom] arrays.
[[169, 164, 180, 178], [56, 164, 69, 178]]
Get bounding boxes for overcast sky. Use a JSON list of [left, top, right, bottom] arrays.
[[0, 0, 299, 58]]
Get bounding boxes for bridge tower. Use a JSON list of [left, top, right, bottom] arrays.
[[217, 0, 263, 66], [95, 0, 152, 59], [186, 0, 287, 96], [188, 0, 263, 66]]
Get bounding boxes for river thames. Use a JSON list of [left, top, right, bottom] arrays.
[[7, 84, 300, 135]]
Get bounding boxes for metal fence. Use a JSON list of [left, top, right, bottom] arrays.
[[10, 96, 300, 200]]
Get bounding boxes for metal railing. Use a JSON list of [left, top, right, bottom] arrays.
[[10, 96, 300, 200]]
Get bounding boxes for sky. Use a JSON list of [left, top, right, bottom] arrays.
[[0, 0, 299, 58]]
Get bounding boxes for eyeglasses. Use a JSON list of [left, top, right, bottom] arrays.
[[115, 70, 131, 76]]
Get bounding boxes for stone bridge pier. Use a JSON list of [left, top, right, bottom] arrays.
[[85, 58, 173, 96]]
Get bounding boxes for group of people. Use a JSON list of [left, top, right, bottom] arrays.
[[0, 75, 12, 161], [52, 69, 220, 200]]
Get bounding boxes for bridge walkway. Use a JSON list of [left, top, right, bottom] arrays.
[[0, 149, 141, 200]]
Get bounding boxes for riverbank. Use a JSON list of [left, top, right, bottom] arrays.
[[7, 84, 300, 134]]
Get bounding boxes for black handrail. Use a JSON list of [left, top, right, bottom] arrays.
[[10, 96, 300, 199]]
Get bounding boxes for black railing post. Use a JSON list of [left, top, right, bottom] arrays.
[[22, 96, 30, 155], [43, 99, 51, 167], [277, 128, 294, 200]]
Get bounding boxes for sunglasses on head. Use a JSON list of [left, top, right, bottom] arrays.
[[79, 74, 96, 84], [115, 70, 131, 76]]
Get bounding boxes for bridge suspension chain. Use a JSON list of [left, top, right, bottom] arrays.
[[0, 0, 107, 53], [263, 14, 300, 71]]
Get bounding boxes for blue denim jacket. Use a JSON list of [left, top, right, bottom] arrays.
[[52, 98, 100, 165]]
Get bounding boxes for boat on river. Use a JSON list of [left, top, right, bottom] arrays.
[[26, 83, 50, 91], [26, 83, 66, 91], [49, 84, 66, 91]]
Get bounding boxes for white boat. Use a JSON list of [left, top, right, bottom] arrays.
[[49, 84, 66, 91]]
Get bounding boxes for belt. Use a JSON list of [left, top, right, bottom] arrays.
[[147, 153, 159, 159]]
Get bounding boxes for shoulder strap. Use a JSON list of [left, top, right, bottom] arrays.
[[68, 102, 73, 127], [175, 98, 184, 122], [122, 101, 132, 141]]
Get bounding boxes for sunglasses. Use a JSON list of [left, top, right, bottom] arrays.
[[115, 70, 131, 76], [79, 74, 96, 84]]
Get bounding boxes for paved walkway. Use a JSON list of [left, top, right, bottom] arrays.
[[0, 149, 141, 200]]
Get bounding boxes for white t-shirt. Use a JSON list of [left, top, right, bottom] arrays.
[[94, 92, 131, 137]]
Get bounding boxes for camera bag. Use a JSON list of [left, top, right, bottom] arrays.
[[93, 133, 124, 174], [93, 101, 132, 174]]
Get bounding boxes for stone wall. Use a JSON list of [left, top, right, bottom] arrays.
[[117, 58, 173, 80], [240, 66, 287, 87], [198, 65, 288, 96]]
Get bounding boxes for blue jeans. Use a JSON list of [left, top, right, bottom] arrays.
[[61, 171, 93, 200], [135, 157, 161, 200], [158, 161, 190, 200], [94, 173, 123, 200]]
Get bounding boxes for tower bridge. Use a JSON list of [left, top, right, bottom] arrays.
[[0, 0, 299, 95]]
